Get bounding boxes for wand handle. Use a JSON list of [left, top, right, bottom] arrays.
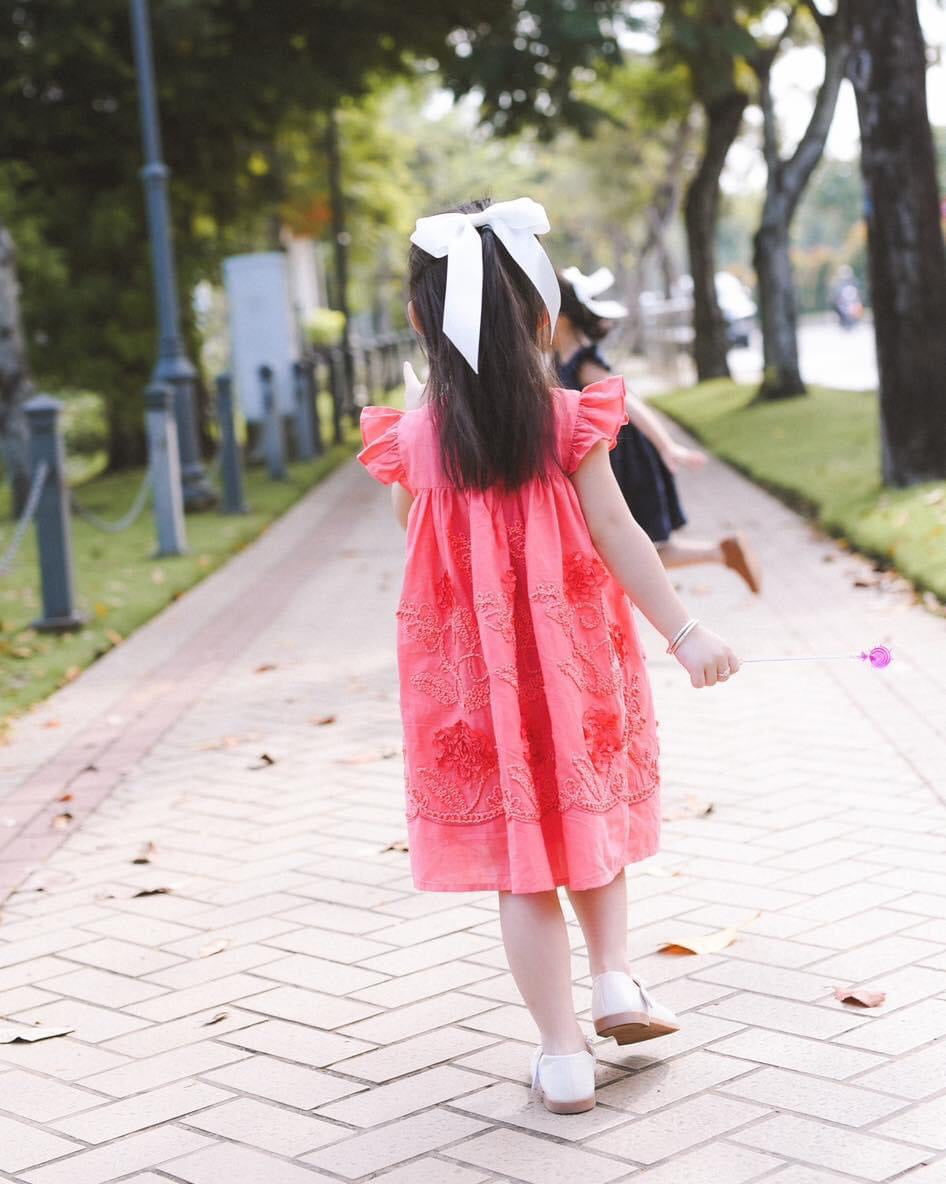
[[742, 645, 892, 670], [742, 654, 859, 664]]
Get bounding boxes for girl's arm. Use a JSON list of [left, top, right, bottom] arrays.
[[570, 440, 740, 688], [578, 359, 706, 472], [392, 483, 414, 530]]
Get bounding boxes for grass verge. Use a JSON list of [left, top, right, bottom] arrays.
[[652, 380, 946, 604], [1, 405, 369, 727]]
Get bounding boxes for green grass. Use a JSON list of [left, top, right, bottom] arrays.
[[652, 380, 946, 604], [0, 398, 372, 727]]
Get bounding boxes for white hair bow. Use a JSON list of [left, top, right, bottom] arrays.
[[562, 266, 629, 320], [410, 198, 560, 374]]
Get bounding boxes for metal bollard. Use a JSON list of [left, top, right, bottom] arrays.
[[258, 364, 288, 480], [215, 374, 248, 514], [24, 395, 84, 631], [292, 361, 316, 462], [308, 358, 325, 458], [328, 348, 346, 445], [144, 382, 188, 557]]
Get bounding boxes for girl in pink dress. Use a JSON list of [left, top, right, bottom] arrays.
[[359, 197, 741, 1114]]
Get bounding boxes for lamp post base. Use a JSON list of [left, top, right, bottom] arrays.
[[181, 463, 218, 512], [32, 612, 86, 634]]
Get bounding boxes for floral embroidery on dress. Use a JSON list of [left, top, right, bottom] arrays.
[[609, 623, 628, 665], [436, 572, 454, 612], [400, 549, 658, 826], [474, 569, 516, 643], [447, 529, 472, 573], [564, 552, 608, 603], [397, 593, 489, 714], [531, 577, 621, 696], [434, 720, 497, 781], [408, 719, 504, 824], [507, 519, 526, 559], [583, 707, 623, 773]]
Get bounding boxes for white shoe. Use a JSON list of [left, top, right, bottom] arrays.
[[529, 1041, 596, 1114], [591, 970, 680, 1045]]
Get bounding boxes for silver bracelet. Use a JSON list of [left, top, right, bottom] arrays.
[[667, 618, 699, 655]]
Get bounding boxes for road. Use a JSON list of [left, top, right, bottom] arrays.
[[731, 315, 878, 391]]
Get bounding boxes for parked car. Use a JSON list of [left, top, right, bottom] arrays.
[[653, 273, 757, 350], [713, 272, 757, 349]]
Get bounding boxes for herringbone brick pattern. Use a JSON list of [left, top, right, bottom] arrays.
[[0, 437, 944, 1183]]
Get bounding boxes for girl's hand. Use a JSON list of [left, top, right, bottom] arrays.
[[662, 442, 708, 473], [403, 361, 427, 411], [673, 624, 741, 688]]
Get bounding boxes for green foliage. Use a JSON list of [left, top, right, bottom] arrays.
[[441, 0, 627, 136], [653, 380, 946, 602], [304, 308, 346, 348], [657, 0, 770, 103], [0, 0, 506, 464]]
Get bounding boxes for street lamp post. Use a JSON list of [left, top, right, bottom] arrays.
[[129, 0, 216, 511]]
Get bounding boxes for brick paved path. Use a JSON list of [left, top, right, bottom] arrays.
[[1, 438, 945, 1184]]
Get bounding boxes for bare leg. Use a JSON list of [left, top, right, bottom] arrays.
[[498, 889, 586, 1054], [655, 538, 725, 569], [565, 868, 631, 978]]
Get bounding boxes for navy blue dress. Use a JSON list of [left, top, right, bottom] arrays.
[[556, 345, 686, 544]]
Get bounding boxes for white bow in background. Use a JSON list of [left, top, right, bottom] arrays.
[[410, 198, 560, 373]]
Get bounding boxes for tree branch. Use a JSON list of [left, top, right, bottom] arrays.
[[781, 10, 850, 213], [802, 0, 831, 37]]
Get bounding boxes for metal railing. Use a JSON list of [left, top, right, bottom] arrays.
[[0, 460, 48, 580]]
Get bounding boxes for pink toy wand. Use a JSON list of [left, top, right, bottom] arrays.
[[742, 645, 892, 669]]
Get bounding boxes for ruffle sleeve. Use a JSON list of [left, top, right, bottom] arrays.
[[358, 406, 407, 487], [567, 375, 629, 473]]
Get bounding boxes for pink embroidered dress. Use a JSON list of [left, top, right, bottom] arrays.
[[358, 376, 660, 893]]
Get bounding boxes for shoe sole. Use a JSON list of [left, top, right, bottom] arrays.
[[722, 534, 762, 595], [538, 1090, 596, 1114], [594, 1010, 680, 1045]]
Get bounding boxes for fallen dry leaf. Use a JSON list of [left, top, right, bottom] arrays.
[[834, 986, 886, 1008], [641, 862, 687, 878], [199, 940, 231, 958], [659, 911, 761, 957], [248, 753, 276, 770], [132, 841, 156, 865], [57, 793, 73, 803], [51, 812, 74, 830], [202, 1012, 229, 1026], [42, 719, 61, 729], [662, 796, 715, 822], [338, 748, 399, 765], [313, 714, 337, 726], [381, 839, 409, 852], [199, 735, 243, 752], [131, 886, 173, 898], [254, 663, 277, 674], [104, 629, 123, 646], [0, 1024, 74, 1044]]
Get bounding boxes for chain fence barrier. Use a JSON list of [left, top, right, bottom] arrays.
[[0, 460, 49, 580], [69, 468, 152, 535]]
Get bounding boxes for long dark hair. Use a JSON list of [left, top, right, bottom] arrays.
[[558, 273, 610, 342], [408, 198, 557, 490]]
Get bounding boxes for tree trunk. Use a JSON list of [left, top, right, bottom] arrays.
[[847, 0, 946, 484], [0, 222, 34, 517], [106, 400, 149, 470], [326, 109, 354, 398], [755, 8, 850, 399], [754, 217, 803, 396], [637, 113, 694, 300], [684, 91, 747, 381]]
